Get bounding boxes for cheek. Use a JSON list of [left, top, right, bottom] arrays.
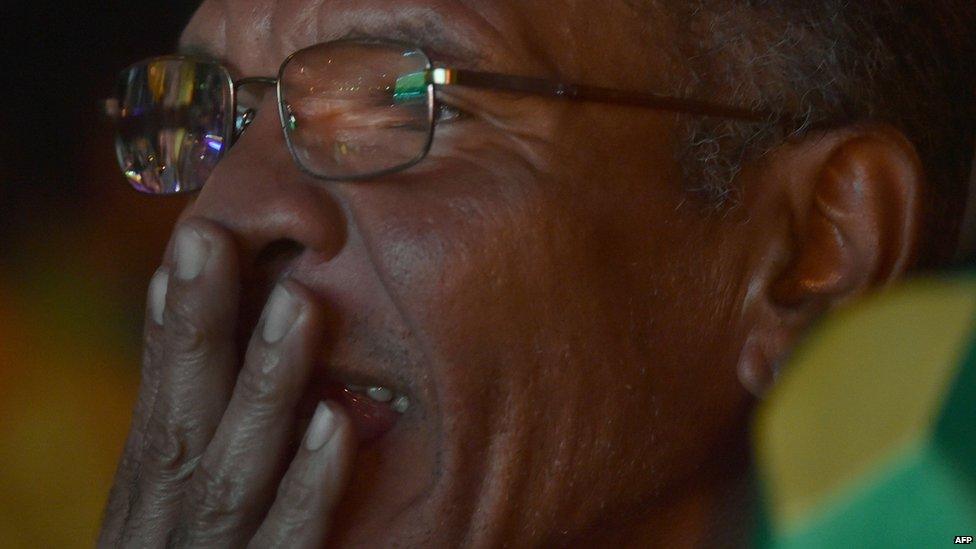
[[344, 110, 751, 532]]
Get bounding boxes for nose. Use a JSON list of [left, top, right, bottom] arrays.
[[181, 100, 348, 277]]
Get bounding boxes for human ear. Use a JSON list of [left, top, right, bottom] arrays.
[[738, 125, 925, 396]]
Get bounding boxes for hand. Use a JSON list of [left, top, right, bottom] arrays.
[[97, 219, 356, 548]]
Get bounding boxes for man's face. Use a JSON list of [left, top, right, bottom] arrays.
[[180, 0, 756, 544]]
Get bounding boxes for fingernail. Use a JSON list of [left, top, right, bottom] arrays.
[[262, 284, 300, 344], [305, 402, 338, 451], [149, 268, 169, 325], [174, 226, 210, 281]]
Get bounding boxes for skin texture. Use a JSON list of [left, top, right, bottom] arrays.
[[99, 1, 927, 546]]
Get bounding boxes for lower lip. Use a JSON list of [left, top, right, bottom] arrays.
[[302, 382, 401, 442]]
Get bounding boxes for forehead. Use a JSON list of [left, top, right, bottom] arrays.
[[180, 0, 678, 87]]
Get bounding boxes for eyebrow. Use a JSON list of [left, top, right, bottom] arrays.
[[178, 8, 485, 73], [337, 18, 483, 68]]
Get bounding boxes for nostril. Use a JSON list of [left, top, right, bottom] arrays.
[[237, 238, 307, 349], [255, 238, 306, 278]]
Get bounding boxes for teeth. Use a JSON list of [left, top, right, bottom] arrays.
[[366, 386, 393, 403], [391, 395, 410, 413], [343, 384, 409, 413]]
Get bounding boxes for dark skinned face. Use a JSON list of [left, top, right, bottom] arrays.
[[178, 0, 763, 545]]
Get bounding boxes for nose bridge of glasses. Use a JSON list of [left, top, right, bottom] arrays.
[[232, 77, 279, 140]]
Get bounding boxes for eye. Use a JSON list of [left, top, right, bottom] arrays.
[[435, 102, 464, 124]]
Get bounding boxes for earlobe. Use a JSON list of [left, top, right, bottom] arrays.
[[737, 329, 792, 398], [738, 125, 925, 397]]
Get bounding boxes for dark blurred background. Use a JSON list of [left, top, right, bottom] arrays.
[[1, 2, 199, 545]]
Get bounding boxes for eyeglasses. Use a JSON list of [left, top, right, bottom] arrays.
[[109, 38, 776, 195]]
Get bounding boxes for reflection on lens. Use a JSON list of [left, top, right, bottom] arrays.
[[114, 58, 232, 194], [279, 41, 434, 179]]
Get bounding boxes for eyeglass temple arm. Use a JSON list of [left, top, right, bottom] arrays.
[[431, 68, 778, 124], [232, 73, 776, 124]]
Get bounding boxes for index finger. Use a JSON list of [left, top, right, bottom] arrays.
[[99, 219, 243, 546], [98, 267, 173, 544]]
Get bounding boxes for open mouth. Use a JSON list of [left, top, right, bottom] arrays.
[[237, 276, 412, 443], [299, 376, 411, 442]]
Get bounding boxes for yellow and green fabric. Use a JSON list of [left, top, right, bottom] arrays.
[[753, 274, 976, 548]]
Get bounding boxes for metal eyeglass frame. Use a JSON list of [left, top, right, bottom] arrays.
[[114, 37, 782, 187]]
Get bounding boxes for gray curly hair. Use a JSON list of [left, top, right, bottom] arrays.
[[662, 0, 976, 266]]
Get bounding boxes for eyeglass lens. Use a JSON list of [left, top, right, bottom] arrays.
[[278, 41, 434, 180], [115, 58, 232, 194], [113, 41, 434, 194]]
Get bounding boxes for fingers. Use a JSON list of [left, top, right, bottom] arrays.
[[100, 219, 352, 549], [98, 270, 175, 545], [249, 403, 356, 549], [175, 280, 325, 546], [122, 219, 243, 544]]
